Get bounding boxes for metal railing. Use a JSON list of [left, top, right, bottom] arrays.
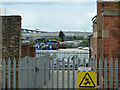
[[0, 57, 120, 89]]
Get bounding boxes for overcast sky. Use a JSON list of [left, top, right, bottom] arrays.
[[0, 0, 100, 32]]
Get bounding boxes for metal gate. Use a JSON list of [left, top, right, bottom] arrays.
[[0, 56, 120, 89]]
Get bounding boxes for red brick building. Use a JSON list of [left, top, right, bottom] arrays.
[[21, 44, 35, 58], [90, 1, 120, 87], [91, 1, 120, 61]]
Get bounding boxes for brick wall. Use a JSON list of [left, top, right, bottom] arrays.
[[0, 16, 21, 88], [92, 1, 120, 68], [21, 44, 35, 58], [0, 17, 2, 61], [0, 16, 21, 62], [91, 1, 120, 88]]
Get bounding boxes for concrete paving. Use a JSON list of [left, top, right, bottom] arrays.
[[44, 70, 78, 88]]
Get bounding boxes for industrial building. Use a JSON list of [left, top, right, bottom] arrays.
[[22, 29, 92, 40]]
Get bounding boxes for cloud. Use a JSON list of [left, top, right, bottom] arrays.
[[2, 0, 116, 2], [2, 0, 97, 2], [2, 2, 96, 32]]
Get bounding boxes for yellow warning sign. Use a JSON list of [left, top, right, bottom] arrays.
[[78, 71, 97, 88]]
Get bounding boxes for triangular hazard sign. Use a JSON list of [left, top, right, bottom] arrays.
[[79, 73, 95, 87]]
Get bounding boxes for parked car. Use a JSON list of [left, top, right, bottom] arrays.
[[82, 47, 89, 50], [77, 47, 83, 49]]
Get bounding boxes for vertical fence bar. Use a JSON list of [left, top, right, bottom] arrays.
[[62, 58, 65, 88], [23, 58, 25, 88], [83, 58, 86, 67], [45, 57, 47, 88], [57, 58, 59, 88], [67, 57, 70, 88], [18, 59, 21, 88], [35, 59, 39, 88], [29, 58, 32, 88], [39, 59, 41, 88], [24, 57, 27, 88], [51, 58, 54, 88], [41, 59, 44, 88], [38, 58, 40, 88], [27, 58, 30, 88], [8, 58, 11, 88], [34, 59, 37, 88], [73, 58, 75, 88], [13, 58, 16, 88], [94, 58, 96, 71], [2, 58, 5, 88], [99, 58, 102, 88], [31, 58, 34, 88], [26, 58, 28, 88], [34, 59, 36, 88], [46, 58, 49, 89], [115, 58, 118, 89], [89, 58, 91, 67], [110, 58, 113, 88], [78, 58, 80, 67], [104, 58, 107, 88]]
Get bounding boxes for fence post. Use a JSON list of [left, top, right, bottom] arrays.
[[2, 58, 5, 88], [62, 58, 65, 89], [73, 58, 75, 88], [51, 58, 54, 88], [46, 58, 50, 89], [39, 58, 42, 88], [57, 58, 59, 88], [115, 58, 118, 89], [13, 58, 16, 88], [67, 57, 70, 88], [28, 58, 32, 88], [8, 58, 11, 88], [88, 58, 91, 67], [94, 58, 96, 71], [41, 58, 44, 88], [110, 58, 113, 88], [18, 59, 21, 88], [24, 57, 27, 88], [99, 58, 102, 88], [83, 58, 86, 67], [78, 58, 80, 67], [35, 58, 39, 88], [104, 58, 107, 88]]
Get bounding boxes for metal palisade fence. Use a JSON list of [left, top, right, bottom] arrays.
[[93, 58, 120, 89], [0, 56, 120, 89]]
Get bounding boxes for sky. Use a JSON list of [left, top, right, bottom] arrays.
[[0, 0, 101, 32]]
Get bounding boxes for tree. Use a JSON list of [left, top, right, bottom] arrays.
[[59, 30, 65, 41], [72, 35, 80, 40], [30, 40, 36, 45], [80, 39, 89, 47], [46, 37, 62, 42]]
